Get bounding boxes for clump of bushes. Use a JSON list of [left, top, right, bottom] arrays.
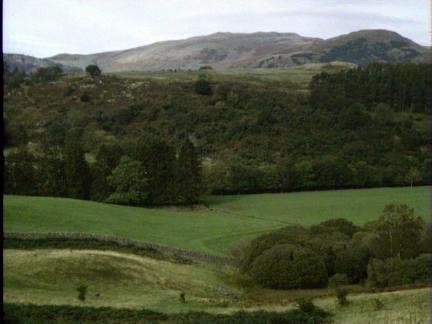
[[4, 303, 331, 324], [235, 205, 430, 290], [367, 254, 431, 288], [249, 244, 328, 289], [240, 225, 310, 272]]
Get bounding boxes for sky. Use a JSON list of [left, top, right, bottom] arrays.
[[3, 0, 431, 58]]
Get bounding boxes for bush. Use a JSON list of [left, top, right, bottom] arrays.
[[31, 66, 63, 82], [373, 298, 384, 311], [86, 65, 101, 77], [367, 254, 431, 288], [239, 226, 310, 272], [179, 292, 186, 304], [335, 288, 349, 306], [80, 93, 91, 102], [250, 244, 328, 289], [317, 218, 360, 237], [3, 303, 167, 323], [334, 244, 370, 283], [296, 298, 316, 314], [77, 285, 87, 302], [4, 303, 330, 324], [328, 273, 349, 287], [105, 191, 149, 206], [195, 75, 212, 96]]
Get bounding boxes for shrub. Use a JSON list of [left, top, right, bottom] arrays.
[[373, 298, 384, 311], [31, 66, 63, 82], [328, 273, 349, 287], [239, 226, 310, 272], [77, 285, 87, 302], [86, 65, 101, 77], [105, 191, 149, 206], [335, 288, 349, 306], [367, 254, 431, 288], [4, 302, 330, 324], [334, 244, 370, 283], [250, 244, 328, 289], [317, 218, 360, 237], [179, 292, 186, 304], [80, 93, 91, 102], [195, 75, 212, 95], [296, 298, 316, 314]]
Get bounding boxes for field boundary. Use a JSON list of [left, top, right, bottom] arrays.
[[4, 232, 233, 266]]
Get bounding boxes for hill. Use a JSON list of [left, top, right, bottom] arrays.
[[4, 29, 429, 72], [4, 186, 429, 255], [3, 53, 81, 74]]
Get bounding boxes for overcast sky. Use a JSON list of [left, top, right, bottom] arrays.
[[3, 0, 431, 58]]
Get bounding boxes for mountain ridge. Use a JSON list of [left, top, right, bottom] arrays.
[[4, 29, 429, 73]]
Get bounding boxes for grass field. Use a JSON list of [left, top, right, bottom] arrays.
[[109, 63, 355, 92], [3, 249, 238, 313], [4, 249, 430, 322], [4, 186, 429, 256]]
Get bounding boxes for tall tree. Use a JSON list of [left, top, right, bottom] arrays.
[[91, 144, 122, 201], [106, 156, 149, 206], [125, 135, 177, 205], [64, 130, 91, 199], [4, 147, 38, 195], [177, 138, 202, 204], [373, 204, 425, 259], [86, 65, 101, 77]]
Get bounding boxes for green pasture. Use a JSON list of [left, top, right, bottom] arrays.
[[4, 186, 429, 256]]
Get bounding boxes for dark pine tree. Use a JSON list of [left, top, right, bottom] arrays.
[[177, 138, 202, 204], [64, 131, 91, 199], [4, 147, 38, 195], [125, 135, 177, 205], [37, 155, 67, 197], [91, 144, 122, 201]]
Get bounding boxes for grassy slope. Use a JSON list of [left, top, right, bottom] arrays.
[[3, 249, 237, 313], [4, 249, 430, 322], [4, 186, 429, 255]]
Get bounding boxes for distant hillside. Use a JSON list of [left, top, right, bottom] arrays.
[[3, 53, 81, 74], [4, 29, 429, 73]]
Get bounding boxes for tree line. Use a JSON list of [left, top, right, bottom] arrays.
[[4, 129, 202, 206], [3, 62, 431, 200]]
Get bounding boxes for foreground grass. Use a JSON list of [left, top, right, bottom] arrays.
[[3, 249, 239, 313], [4, 249, 429, 322], [4, 186, 429, 255]]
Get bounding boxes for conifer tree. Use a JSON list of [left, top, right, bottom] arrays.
[[64, 131, 91, 199], [177, 138, 202, 204], [91, 144, 122, 201]]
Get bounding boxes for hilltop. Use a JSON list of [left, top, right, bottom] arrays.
[[4, 29, 429, 73]]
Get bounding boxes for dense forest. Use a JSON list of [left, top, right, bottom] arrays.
[[3, 63, 431, 204], [310, 63, 430, 113]]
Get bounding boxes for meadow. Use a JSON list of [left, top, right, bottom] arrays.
[[112, 63, 353, 90], [4, 249, 429, 321], [4, 186, 429, 256]]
